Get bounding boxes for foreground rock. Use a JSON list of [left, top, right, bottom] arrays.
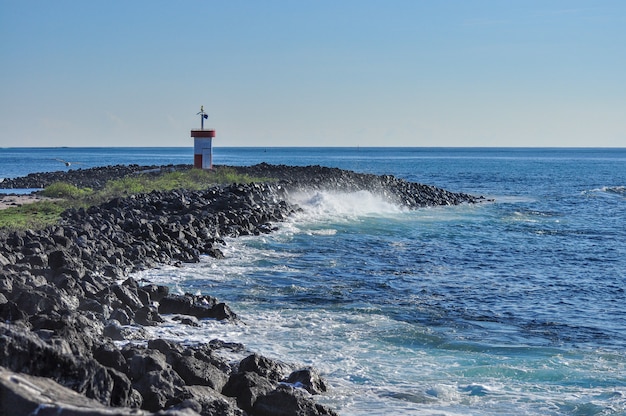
[[0, 366, 153, 416], [0, 163, 482, 414]]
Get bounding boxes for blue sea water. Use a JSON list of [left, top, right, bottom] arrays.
[[2, 147, 626, 415]]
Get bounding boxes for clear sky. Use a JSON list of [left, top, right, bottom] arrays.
[[1, 1, 625, 147]]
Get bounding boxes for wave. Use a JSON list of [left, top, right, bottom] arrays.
[[582, 186, 626, 197], [604, 185, 626, 195], [288, 190, 406, 221], [306, 229, 337, 236]]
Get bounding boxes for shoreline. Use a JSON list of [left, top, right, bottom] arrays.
[[0, 194, 61, 210], [0, 164, 482, 415]]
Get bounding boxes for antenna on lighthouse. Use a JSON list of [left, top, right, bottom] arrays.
[[196, 106, 209, 130]]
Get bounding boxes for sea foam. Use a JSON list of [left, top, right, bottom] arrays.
[[289, 189, 406, 221]]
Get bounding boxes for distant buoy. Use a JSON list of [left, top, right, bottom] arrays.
[[54, 158, 83, 167]]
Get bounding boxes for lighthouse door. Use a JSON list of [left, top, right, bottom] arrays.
[[202, 147, 212, 169]]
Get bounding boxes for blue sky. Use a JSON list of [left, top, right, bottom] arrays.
[[1, 1, 624, 147]]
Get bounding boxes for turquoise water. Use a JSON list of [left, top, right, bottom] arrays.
[[2, 147, 626, 415]]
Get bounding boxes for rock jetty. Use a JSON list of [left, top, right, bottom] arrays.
[[0, 164, 190, 191], [0, 164, 483, 415]]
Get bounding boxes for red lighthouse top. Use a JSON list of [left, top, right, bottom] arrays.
[[191, 130, 215, 137]]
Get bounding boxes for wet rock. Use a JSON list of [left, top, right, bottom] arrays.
[[238, 353, 292, 383], [132, 368, 186, 412], [173, 315, 200, 327], [147, 338, 185, 357], [126, 348, 170, 382], [221, 353, 305, 414], [222, 371, 275, 414], [175, 385, 245, 416], [134, 305, 164, 326], [144, 339, 230, 392], [253, 384, 339, 416], [103, 319, 149, 341], [93, 342, 128, 374], [141, 284, 170, 303], [159, 293, 238, 321], [172, 355, 228, 391], [285, 368, 328, 395]]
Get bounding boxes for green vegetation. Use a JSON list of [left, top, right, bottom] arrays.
[[0, 200, 66, 230], [40, 182, 93, 199], [100, 167, 264, 198], [0, 167, 272, 231]]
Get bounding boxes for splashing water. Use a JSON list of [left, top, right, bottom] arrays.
[[289, 189, 406, 220]]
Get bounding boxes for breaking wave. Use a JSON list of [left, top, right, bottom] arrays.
[[288, 190, 406, 221], [582, 186, 626, 197]]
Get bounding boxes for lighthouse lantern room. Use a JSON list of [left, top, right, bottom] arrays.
[[191, 106, 216, 169]]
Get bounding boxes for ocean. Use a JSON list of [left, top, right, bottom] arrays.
[[2, 147, 626, 415]]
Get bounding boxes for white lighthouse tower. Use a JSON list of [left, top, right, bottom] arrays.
[[190, 106, 216, 169]]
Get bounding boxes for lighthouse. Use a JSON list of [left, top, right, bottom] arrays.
[[191, 106, 216, 169]]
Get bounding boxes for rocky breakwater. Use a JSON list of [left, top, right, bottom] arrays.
[[232, 163, 485, 207], [0, 163, 483, 415], [0, 179, 339, 415], [0, 164, 191, 191]]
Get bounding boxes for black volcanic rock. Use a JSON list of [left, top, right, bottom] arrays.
[[0, 322, 137, 408], [0, 164, 191, 191], [286, 368, 328, 395], [253, 384, 339, 416], [230, 162, 484, 207], [0, 366, 152, 416]]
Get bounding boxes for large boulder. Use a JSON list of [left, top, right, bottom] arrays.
[[222, 371, 275, 414], [253, 384, 339, 416], [0, 366, 151, 416], [158, 293, 237, 321], [0, 323, 136, 408], [286, 368, 328, 395], [132, 369, 186, 412], [237, 353, 292, 383], [172, 355, 228, 392], [175, 385, 245, 416]]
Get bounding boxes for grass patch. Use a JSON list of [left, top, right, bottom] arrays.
[[95, 167, 270, 201], [40, 182, 93, 199], [0, 167, 273, 231], [0, 200, 66, 230]]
